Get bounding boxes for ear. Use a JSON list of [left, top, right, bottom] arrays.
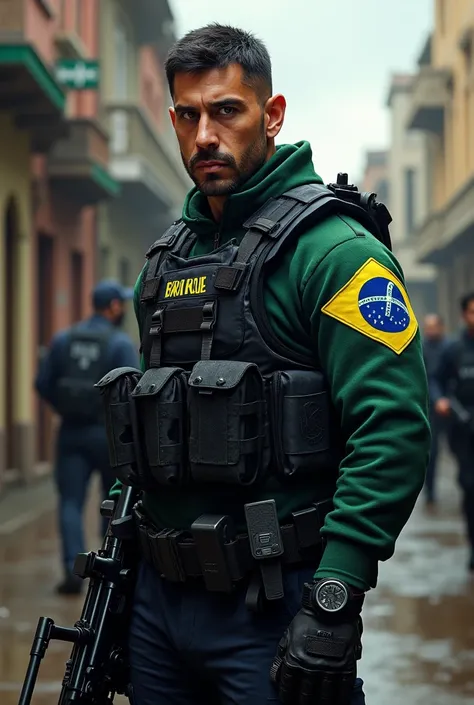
[[264, 94, 286, 139], [169, 106, 176, 128]]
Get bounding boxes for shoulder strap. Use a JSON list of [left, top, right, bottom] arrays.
[[212, 180, 391, 294], [140, 220, 193, 304]]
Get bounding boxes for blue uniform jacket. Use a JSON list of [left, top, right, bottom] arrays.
[[35, 314, 140, 418]]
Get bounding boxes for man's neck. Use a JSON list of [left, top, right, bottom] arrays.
[[207, 195, 227, 223]]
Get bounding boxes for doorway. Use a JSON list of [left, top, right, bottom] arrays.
[[37, 233, 54, 462], [3, 199, 18, 472], [71, 250, 83, 323]]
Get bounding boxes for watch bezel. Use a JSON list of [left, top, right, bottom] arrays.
[[314, 578, 350, 614]]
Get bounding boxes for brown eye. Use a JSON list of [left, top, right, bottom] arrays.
[[218, 106, 236, 116]]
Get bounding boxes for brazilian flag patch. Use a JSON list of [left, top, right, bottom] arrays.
[[321, 258, 418, 354]]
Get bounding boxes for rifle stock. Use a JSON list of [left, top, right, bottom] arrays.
[[18, 485, 137, 705]]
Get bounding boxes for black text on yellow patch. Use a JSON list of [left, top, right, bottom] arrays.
[[164, 276, 207, 298]]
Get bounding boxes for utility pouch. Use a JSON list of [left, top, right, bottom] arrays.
[[188, 360, 268, 485], [131, 367, 188, 487], [95, 367, 144, 487], [270, 370, 336, 480]]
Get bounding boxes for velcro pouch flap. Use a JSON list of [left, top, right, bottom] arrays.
[[95, 366, 143, 389], [189, 360, 256, 392], [131, 367, 183, 398]]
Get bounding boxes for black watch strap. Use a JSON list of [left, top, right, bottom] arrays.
[[301, 582, 314, 611]]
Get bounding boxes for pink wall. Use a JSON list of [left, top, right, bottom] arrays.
[[25, 0, 60, 64], [139, 46, 165, 131], [33, 162, 96, 332]]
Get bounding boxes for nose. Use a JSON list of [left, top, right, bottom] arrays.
[[195, 114, 219, 151]]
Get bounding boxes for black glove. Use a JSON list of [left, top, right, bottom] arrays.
[[270, 579, 364, 705]]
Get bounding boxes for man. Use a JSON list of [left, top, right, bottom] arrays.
[[106, 25, 429, 704], [36, 280, 139, 595], [433, 293, 474, 571], [422, 313, 447, 505]]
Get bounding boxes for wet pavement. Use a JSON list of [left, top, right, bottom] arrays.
[[0, 455, 473, 704]]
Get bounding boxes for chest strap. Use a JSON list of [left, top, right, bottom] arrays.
[[149, 300, 217, 367], [140, 221, 199, 365], [213, 186, 330, 293]]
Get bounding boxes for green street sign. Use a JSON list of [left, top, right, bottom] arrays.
[[55, 59, 100, 90]]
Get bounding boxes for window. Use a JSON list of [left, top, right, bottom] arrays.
[[71, 251, 83, 323], [75, 0, 82, 35], [114, 17, 129, 99], [404, 168, 416, 239], [99, 246, 110, 279], [119, 257, 131, 287], [375, 179, 389, 206]]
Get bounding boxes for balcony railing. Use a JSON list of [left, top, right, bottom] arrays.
[[105, 101, 188, 205], [406, 67, 452, 134]]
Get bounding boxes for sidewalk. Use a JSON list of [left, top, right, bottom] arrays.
[[0, 475, 56, 536]]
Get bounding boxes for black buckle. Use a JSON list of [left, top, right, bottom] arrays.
[[153, 529, 187, 582], [141, 277, 160, 302], [214, 263, 246, 292], [251, 217, 280, 236], [200, 301, 216, 332], [191, 514, 236, 592], [150, 307, 164, 336]]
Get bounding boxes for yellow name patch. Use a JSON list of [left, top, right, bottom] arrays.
[[164, 276, 207, 298], [321, 258, 418, 354]]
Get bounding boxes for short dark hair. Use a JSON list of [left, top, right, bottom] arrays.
[[165, 24, 272, 101], [461, 292, 474, 312]]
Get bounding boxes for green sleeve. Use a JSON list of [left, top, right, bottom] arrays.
[[108, 266, 147, 500], [302, 235, 430, 591]]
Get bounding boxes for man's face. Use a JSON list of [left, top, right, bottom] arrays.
[[423, 315, 443, 340], [170, 64, 279, 196], [463, 300, 474, 331]]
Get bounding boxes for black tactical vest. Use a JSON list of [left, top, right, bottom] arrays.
[[56, 324, 114, 424], [97, 178, 392, 490], [451, 337, 474, 410]]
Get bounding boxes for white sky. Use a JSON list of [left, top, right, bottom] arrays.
[[168, 0, 433, 182]]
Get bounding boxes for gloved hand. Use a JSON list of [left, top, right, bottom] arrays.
[[270, 579, 364, 705]]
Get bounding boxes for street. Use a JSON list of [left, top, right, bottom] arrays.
[[0, 453, 473, 705]]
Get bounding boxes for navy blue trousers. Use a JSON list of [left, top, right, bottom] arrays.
[[54, 424, 116, 572], [129, 561, 366, 704], [425, 407, 443, 502]]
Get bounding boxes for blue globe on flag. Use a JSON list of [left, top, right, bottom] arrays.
[[358, 277, 410, 333]]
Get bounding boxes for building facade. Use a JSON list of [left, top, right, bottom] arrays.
[[32, 0, 120, 473], [407, 0, 474, 330], [0, 0, 67, 489], [386, 73, 437, 320], [360, 150, 390, 203], [97, 0, 190, 342]]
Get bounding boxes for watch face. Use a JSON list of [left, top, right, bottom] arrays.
[[315, 579, 349, 613]]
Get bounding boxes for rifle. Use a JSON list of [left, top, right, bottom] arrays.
[[18, 485, 137, 705]]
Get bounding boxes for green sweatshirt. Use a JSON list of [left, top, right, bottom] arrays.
[[110, 141, 430, 592]]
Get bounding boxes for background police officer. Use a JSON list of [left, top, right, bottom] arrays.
[[433, 293, 474, 571], [422, 313, 448, 506], [36, 280, 139, 594], [106, 25, 429, 704]]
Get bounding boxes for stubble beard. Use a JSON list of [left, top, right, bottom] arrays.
[[183, 120, 268, 197]]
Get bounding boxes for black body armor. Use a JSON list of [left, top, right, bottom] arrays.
[[97, 177, 392, 491], [56, 325, 114, 424]]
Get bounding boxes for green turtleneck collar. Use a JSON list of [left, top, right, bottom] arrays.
[[182, 140, 323, 238]]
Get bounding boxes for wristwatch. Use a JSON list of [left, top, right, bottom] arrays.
[[302, 578, 365, 621]]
